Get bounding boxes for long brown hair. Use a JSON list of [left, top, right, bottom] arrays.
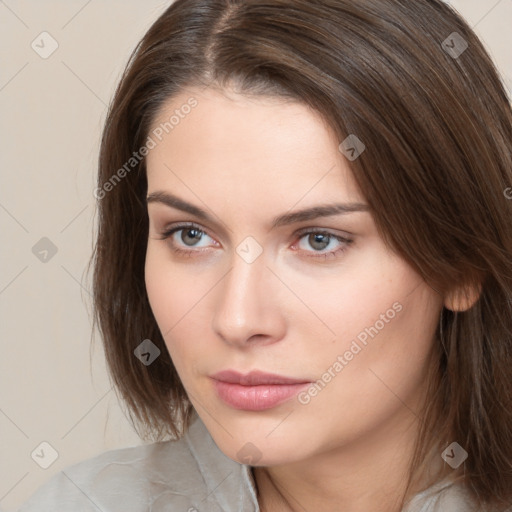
[[88, 0, 512, 509]]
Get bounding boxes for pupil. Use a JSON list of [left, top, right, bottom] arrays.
[[182, 228, 201, 246], [310, 233, 329, 250]]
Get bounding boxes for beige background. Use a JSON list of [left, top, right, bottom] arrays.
[[1, 1, 511, 510]]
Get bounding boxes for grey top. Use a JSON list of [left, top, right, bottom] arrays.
[[18, 410, 477, 511]]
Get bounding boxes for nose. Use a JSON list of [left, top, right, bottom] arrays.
[[211, 249, 286, 348]]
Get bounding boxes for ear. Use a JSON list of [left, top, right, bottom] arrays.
[[443, 281, 482, 312]]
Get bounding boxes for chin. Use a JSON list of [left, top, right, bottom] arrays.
[[208, 423, 308, 467]]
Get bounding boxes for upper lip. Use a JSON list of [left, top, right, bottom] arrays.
[[210, 370, 311, 386]]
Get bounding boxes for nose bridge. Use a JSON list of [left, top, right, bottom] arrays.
[[212, 248, 280, 345]]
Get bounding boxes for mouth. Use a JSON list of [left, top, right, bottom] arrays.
[[210, 370, 312, 411]]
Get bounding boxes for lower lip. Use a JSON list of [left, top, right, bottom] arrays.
[[211, 379, 310, 411]]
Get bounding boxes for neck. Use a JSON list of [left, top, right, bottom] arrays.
[[252, 406, 443, 512]]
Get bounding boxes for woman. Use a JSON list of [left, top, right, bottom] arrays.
[[20, 0, 512, 510]]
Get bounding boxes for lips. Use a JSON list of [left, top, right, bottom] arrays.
[[210, 369, 310, 385], [210, 370, 311, 411]]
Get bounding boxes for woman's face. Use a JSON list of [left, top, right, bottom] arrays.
[[144, 85, 443, 466]]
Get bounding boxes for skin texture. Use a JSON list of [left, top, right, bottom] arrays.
[[144, 85, 448, 511]]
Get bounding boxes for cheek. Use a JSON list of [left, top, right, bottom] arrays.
[[291, 251, 402, 347], [144, 249, 188, 360], [316, 280, 440, 414], [144, 247, 212, 374], [300, 250, 441, 404], [314, 245, 438, 357], [293, 288, 440, 449], [144, 250, 172, 330], [144, 246, 204, 331]]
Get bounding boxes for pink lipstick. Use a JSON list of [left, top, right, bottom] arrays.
[[210, 370, 311, 411]]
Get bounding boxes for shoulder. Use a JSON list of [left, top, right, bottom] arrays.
[[403, 479, 481, 512], [18, 412, 259, 512], [17, 440, 195, 512]]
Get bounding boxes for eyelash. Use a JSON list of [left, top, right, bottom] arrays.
[[156, 222, 353, 261]]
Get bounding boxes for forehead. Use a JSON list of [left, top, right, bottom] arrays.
[[145, 86, 364, 208]]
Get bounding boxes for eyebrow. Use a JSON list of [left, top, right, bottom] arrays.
[[146, 191, 370, 229]]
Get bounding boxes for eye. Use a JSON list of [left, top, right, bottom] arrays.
[[292, 229, 353, 260], [156, 223, 353, 261], [157, 222, 217, 257]]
